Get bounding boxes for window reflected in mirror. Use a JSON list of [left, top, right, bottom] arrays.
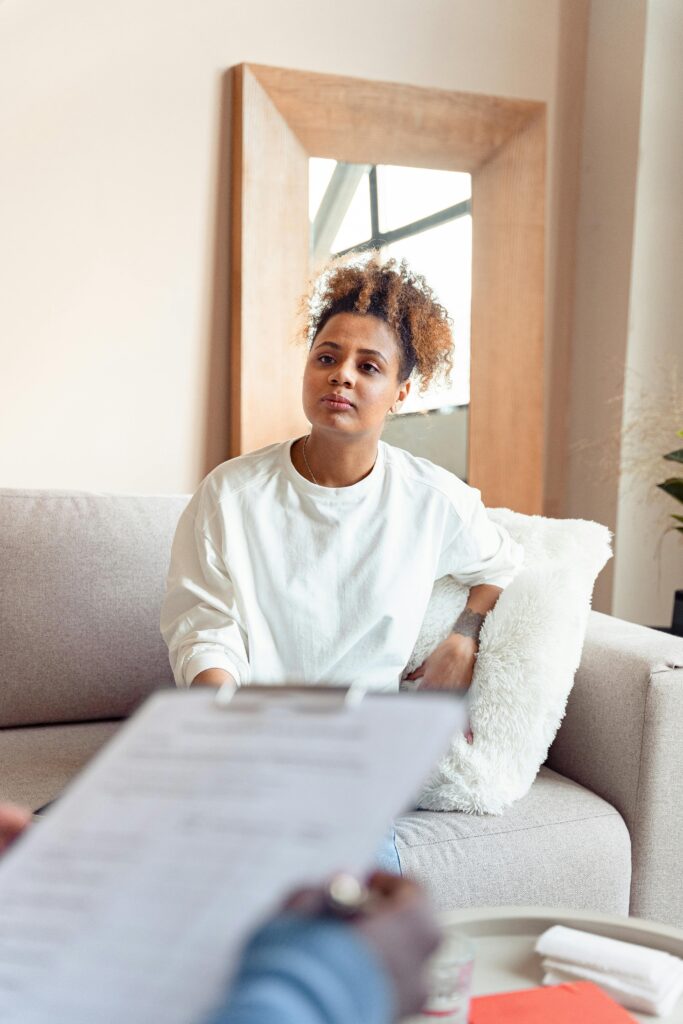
[[309, 159, 471, 481]]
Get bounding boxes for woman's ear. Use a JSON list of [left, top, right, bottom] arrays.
[[390, 379, 411, 414]]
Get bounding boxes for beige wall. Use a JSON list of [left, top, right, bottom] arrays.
[[612, 0, 683, 626], [0, 0, 575, 495], [563, 0, 683, 626], [563, 0, 647, 614]]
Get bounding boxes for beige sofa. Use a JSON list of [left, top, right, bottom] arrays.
[[2, 489, 682, 927]]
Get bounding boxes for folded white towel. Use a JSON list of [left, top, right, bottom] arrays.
[[542, 955, 683, 999], [542, 960, 683, 1017], [536, 925, 679, 987], [535, 926, 683, 1018]]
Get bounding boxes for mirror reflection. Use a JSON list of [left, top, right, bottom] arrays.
[[309, 160, 471, 480]]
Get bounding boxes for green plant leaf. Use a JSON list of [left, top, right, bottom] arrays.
[[664, 448, 683, 464], [678, 428, 683, 438], [673, 514, 683, 524], [657, 478, 683, 503]]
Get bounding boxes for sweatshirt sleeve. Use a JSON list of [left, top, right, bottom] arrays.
[[439, 485, 524, 589], [160, 485, 250, 688], [205, 915, 392, 1024]]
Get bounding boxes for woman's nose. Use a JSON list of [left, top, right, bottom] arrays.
[[329, 364, 353, 386]]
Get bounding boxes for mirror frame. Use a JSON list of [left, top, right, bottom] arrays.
[[230, 62, 545, 513]]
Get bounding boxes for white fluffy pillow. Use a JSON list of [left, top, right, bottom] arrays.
[[404, 509, 612, 815]]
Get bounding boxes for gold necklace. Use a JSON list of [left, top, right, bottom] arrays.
[[302, 436, 379, 487], [302, 435, 320, 485]]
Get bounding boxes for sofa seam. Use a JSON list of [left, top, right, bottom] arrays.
[[629, 674, 652, 907], [400, 810, 625, 849], [632, 677, 652, 819]]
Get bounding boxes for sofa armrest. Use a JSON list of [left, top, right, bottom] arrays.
[[547, 610, 683, 927]]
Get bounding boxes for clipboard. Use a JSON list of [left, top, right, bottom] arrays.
[[214, 680, 366, 711], [0, 685, 466, 1024]]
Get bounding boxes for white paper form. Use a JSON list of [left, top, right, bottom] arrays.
[[0, 687, 466, 1024]]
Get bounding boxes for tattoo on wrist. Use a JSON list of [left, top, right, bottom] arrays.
[[452, 608, 485, 642]]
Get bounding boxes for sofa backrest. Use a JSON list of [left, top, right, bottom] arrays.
[[0, 489, 190, 728]]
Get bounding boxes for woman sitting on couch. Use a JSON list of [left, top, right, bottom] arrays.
[[161, 255, 522, 712]]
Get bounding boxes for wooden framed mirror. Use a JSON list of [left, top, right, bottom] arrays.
[[230, 63, 545, 513]]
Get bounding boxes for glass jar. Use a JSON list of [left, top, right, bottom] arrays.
[[421, 932, 475, 1022]]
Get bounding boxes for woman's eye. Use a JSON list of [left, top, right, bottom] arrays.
[[361, 363, 379, 374], [317, 354, 334, 365]]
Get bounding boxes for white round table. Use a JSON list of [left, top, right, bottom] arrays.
[[412, 905, 683, 1023]]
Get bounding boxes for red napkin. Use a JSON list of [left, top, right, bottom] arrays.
[[469, 981, 639, 1023]]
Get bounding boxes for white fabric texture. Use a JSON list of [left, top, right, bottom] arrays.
[[160, 440, 524, 691], [536, 926, 683, 1017], [411, 510, 612, 815]]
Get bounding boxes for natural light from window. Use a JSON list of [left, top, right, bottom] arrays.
[[309, 159, 472, 413]]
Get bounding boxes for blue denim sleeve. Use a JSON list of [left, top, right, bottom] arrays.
[[204, 913, 392, 1024]]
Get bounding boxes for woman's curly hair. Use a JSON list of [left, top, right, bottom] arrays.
[[301, 252, 454, 392]]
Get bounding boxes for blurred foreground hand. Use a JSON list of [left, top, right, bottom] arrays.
[[286, 870, 442, 1019]]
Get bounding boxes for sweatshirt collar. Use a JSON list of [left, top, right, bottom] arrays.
[[283, 438, 385, 502]]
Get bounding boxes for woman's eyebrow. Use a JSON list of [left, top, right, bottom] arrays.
[[359, 348, 387, 364], [315, 340, 388, 364]]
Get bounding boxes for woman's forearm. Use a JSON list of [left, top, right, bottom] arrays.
[[452, 584, 502, 642], [465, 583, 503, 614]]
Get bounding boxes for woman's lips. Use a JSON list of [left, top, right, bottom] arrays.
[[321, 395, 354, 410]]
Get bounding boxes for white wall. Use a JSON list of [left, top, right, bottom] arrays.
[[0, 0, 570, 494], [612, 0, 683, 627], [563, 0, 647, 614]]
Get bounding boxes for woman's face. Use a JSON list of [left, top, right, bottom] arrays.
[[302, 313, 411, 441]]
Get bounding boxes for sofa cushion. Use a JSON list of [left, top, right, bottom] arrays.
[[395, 767, 631, 915], [0, 719, 122, 809], [0, 489, 189, 727]]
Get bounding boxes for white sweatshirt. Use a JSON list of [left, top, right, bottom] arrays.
[[160, 439, 524, 692]]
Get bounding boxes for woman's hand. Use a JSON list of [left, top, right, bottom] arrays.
[[406, 635, 476, 743], [405, 633, 478, 692], [192, 668, 236, 688], [0, 803, 31, 855]]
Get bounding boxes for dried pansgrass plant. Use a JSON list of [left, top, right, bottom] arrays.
[[569, 361, 681, 502]]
